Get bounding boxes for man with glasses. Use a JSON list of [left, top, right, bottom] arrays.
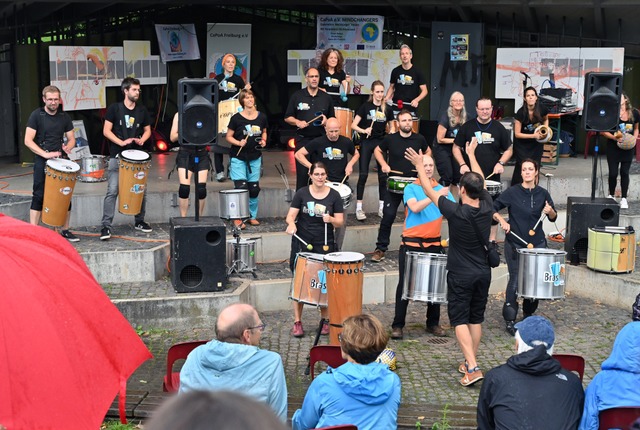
[[179, 303, 287, 422], [285, 67, 335, 190]]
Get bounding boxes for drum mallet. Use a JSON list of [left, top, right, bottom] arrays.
[[294, 233, 313, 251], [323, 223, 329, 252], [441, 238, 449, 247], [529, 213, 547, 236], [510, 231, 534, 248]]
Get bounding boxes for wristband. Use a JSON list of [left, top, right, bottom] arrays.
[[460, 163, 467, 167], [498, 161, 505, 166]]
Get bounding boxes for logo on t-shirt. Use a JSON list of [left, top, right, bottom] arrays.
[[475, 131, 494, 144], [323, 147, 344, 161], [303, 201, 326, 217], [324, 77, 340, 88], [297, 103, 310, 111], [368, 110, 387, 122], [124, 115, 135, 129], [397, 74, 414, 85], [219, 80, 237, 93], [243, 124, 262, 137]]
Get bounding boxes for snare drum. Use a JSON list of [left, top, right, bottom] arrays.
[[324, 252, 365, 345], [587, 226, 636, 273], [219, 189, 250, 220], [486, 180, 502, 196], [226, 239, 257, 272], [42, 158, 80, 227], [387, 176, 416, 194], [118, 149, 151, 215], [326, 182, 352, 208], [334, 107, 354, 139], [517, 248, 567, 299], [289, 253, 327, 307], [402, 252, 448, 304], [78, 155, 107, 182]]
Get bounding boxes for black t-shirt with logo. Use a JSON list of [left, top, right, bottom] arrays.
[[454, 119, 512, 180], [290, 186, 344, 245], [104, 102, 151, 157], [303, 135, 355, 182]]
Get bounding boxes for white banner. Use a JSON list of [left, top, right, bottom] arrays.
[[206, 23, 252, 82], [154, 24, 201, 63], [317, 15, 383, 50]]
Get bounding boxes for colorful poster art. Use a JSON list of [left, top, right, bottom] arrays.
[[123, 40, 167, 85], [316, 15, 383, 50], [450, 34, 469, 61], [206, 23, 252, 82], [154, 24, 201, 62]]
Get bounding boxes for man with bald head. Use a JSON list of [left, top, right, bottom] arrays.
[[285, 67, 336, 190], [295, 117, 358, 250], [391, 153, 455, 339], [179, 303, 287, 421]]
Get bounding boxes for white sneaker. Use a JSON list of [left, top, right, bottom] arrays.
[[378, 207, 384, 217], [607, 194, 615, 200], [356, 209, 367, 221], [620, 198, 629, 209]]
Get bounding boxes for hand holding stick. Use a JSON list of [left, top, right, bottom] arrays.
[[485, 172, 496, 180], [510, 231, 533, 248], [529, 212, 547, 236], [293, 233, 313, 251]]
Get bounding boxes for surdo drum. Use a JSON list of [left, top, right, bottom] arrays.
[[42, 158, 80, 227], [289, 253, 327, 307], [587, 226, 636, 274], [324, 252, 365, 345], [387, 176, 416, 194], [325, 182, 352, 208], [118, 149, 151, 215], [78, 155, 107, 182], [218, 189, 250, 220], [402, 252, 448, 304], [517, 248, 567, 299], [334, 107, 354, 139]]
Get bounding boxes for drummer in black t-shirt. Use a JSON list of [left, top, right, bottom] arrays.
[[385, 44, 428, 118], [285, 162, 344, 338], [370, 109, 430, 263], [511, 87, 549, 186]]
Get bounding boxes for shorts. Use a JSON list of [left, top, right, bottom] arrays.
[[176, 149, 211, 172], [446, 271, 491, 326]]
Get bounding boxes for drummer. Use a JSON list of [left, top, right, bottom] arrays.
[[169, 112, 211, 217], [24, 85, 77, 241], [212, 53, 250, 182], [294, 117, 359, 250], [370, 109, 430, 263], [100, 77, 152, 241], [226, 89, 268, 229], [317, 48, 350, 108], [391, 154, 455, 340], [285, 162, 344, 338], [493, 159, 557, 336]]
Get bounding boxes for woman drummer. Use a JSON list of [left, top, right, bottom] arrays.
[[351, 80, 395, 221], [493, 159, 557, 336], [226, 89, 268, 228], [212, 53, 251, 182], [432, 91, 467, 198], [317, 48, 350, 107], [601, 92, 639, 209], [285, 162, 344, 338], [511, 86, 549, 186]]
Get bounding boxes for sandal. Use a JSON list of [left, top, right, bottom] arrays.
[[458, 361, 468, 374], [460, 367, 484, 387]]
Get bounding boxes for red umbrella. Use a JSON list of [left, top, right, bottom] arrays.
[[0, 214, 152, 429]]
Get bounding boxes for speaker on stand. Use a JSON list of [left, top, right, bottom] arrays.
[[565, 197, 620, 265], [170, 217, 227, 293]]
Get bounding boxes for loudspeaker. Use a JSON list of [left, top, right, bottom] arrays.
[[170, 217, 227, 292], [565, 197, 619, 264], [178, 78, 218, 146], [582, 72, 623, 132]]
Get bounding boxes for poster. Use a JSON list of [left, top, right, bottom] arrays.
[[206, 23, 252, 82], [450, 34, 468, 61], [123, 41, 167, 85], [316, 15, 383, 50], [154, 24, 201, 63]]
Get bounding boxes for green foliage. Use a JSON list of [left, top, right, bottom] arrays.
[[431, 404, 451, 430]]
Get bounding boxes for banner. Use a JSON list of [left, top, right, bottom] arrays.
[[155, 24, 200, 63], [206, 23, 252, 82], [316, 15, 383, 50]]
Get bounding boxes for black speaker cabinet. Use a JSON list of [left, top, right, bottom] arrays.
[[170, 217, 227, 292], [178, 78, 218, 146], [565, 197, 619, 264], [582, 72, 623, 132]]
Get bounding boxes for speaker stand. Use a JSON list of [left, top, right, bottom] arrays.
[[590, 132, 600, 200], [225, 221, 258, 278]]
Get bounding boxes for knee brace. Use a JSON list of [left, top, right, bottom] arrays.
[[234, 180, 249, 190], [196, 183, 207, 199], [178, 184, 190, 199], [248, 181, 260, 198], [502, 301, 518, 322]]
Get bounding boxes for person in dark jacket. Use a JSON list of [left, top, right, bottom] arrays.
[[477, 316, 584, 430]]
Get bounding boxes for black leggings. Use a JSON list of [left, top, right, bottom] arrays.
[[606, 142, 633, 197], [356, 136, 386, 201]]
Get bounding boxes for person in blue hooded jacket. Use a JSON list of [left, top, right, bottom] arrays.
[[292, 314, 401, 430], [179, 303, 287, 422], [579, 321, 640, 430]]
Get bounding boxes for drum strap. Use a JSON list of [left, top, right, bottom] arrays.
[[401, 236, 441, 251]]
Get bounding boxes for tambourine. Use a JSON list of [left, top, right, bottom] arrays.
[[617, 133, 637, 150], [535, 125, 553, 143]]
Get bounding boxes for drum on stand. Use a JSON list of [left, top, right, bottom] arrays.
[[325, 182, 352, 208], [42, 158, 80, 227], [517, 248, 567, 299], [587, 226, 636, 273], [289, 252, 327, 307], [218, 189, 250, 220], [78, 155, 107, 182], [324, 252, 365, 345], [217, 99, 242, 149], [226, 238, 257, 273], [334, 107, 354, 140], [486, 180, 502, 196], [118, 149, 151, 215], [402, 252, 448, 304], [387, 176, 416, 194]]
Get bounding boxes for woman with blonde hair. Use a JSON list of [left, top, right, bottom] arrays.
[[292, 314, 401, 430], [433, 91, 467, 196]]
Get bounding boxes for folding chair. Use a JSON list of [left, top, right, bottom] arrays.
[[599, 407, 640, 430], [309, 345, 347, 379], [553, 353, 585, 382], [163, 340, 207, 392]]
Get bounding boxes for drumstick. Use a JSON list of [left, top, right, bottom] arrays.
[[529, 213, 547, 236], [303, 115, 323, 126], [293, 233, 313, 251], [389, 169, 404, 175], [510, 231, 534, 248], [235, 138, 248, 156], [323, 223, 329, 252], [485, 172, 496, 180], [340, 174, 348, 185]]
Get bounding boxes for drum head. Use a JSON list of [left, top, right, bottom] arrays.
[[220, 189, 249, 195], [485, 180, 501, 187], [46, 158, 80, 172], [516, 248, 567, 256], [121, 149, 150, 162], [334, 107, 354, 113], [324, 251, 365, 263], [298, 252, 325, 262], [325, 182, 350, 196]]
